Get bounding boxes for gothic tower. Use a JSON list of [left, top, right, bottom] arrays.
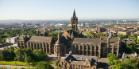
[[54, 33, 65, 57], [71, 10, 78, 31], [54, 33, 61, 57]]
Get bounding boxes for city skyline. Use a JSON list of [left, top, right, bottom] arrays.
[[0, 0, 139, 20]]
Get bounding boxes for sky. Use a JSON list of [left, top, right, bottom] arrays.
[[0, 0, 139, 20]]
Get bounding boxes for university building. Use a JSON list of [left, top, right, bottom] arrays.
[[17, 10, 122, 69]]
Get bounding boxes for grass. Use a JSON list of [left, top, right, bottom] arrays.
[[0, 61, 36, 69], [0, 61, 54, 69], [0, 61, 27, 66]]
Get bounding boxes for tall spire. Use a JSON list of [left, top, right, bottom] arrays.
[[73, 9, 76, 18], [71, 9, 78, 31]]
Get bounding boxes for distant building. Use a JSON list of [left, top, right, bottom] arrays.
[[6, 37, 17, 44]]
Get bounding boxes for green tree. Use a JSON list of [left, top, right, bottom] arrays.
[[49, 31, 58, 38], [14, 48, 25, 61], [82, 31, 93, 38], [36, 62, 54, 69], [109, 56, 139, 69], [118, 34, 126, 39], [24, 54, 32, 63], [24, 49, 33, 62], [120, 58, 139, 69], [0, 50, 3, 60], [2, 49, 15, 61], [128, 34, 137, 43], [108, 53, 117, 65], [33, 49, 47, 61]]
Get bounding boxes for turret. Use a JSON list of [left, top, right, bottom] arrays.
[[54, 32, 66, 57], [54, 33, 61, 57], [23, 35, 31, 43]]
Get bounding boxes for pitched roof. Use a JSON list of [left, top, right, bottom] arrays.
[[64, 54, 77, 62], [73, 38, 101, 45], [62, 54, 97, 66], [29, 36, 52, 43], [18, 35, 52, 43], [73, 37, 119, 45]]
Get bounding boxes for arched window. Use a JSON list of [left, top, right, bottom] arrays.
[[30, 42, 33, 47], [84, 45, 86, 50], [88, 44, 90, 51], [88, 45, 90, 55], [43, 42, 45, 48], [41, 43, 43, 49], [37, 43, 39, 49], [84, 45, 86, 55], [76, 44, 79, 54], [80, 45, 83, 54], [46, 43, 49, 53], [34, 43, 36, 49], [80, 45, 82, 50]]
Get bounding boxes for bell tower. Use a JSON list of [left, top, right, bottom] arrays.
[[71, 9, 78, 31]]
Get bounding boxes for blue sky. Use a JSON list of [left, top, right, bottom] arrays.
[[0, 0, 139, 20]]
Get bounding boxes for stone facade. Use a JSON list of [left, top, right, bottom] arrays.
[[71, 37, 120, 58], [17, 35, 53, 54], [71, 10, 78, 31], [17, 10, 122, 69], [59, 53, 97, 69], [17, 10, 121, 58], [17, 35, 120, 58]]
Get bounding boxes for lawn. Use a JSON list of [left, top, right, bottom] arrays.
[[0, 61, 27, 66], [0, 61, 36, 69], [0, 61, 53, 69]]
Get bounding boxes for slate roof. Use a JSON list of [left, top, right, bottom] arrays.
[[64, 54, 77, 62], [62, 54, 97, 65], [73, 37, 119, 45], [18, 35, 52, 43], [73, 38, 101, 45]]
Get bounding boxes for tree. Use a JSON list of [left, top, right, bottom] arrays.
[[124, 43, 139, 54], [24, 54, 32, 63], [24, 49, 34, 62], [108, 53, 117, 65], [14, 48, 25, 61], [2, 49, 15, 61], [82, 31, 94, 38], [36, 62, 54, 69], [0, 50, 3, 60], [49, 31, 58, 38], [117, 58, 139, 69], [128, 34, 137, 43], [118, 34, 126, 40], [33, 49, 47, 61], [109, 54, 139, 69]]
